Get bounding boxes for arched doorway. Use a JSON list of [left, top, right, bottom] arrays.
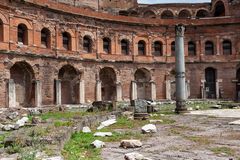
[[10, 62, 35, 107], [205, 67, 216, 99], [58, 65, 79, 104], [100, 67, 116, 101], [134, 69, 151, 99], [236, 68, 240, 101], [213, 1, 225, 17]]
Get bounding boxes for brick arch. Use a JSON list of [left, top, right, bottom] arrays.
[[10, 61, 35, 107], [195, 9, 209, 18], [0, 12, 8, 24], [178, 9, 192, 18], [212, 0, 229, 16], [58, 64, 80, 104], [13, 18, 32, 30], [160, 9, 175, 19], [143, 10, 157, 18], [99, 67, 117, 101]]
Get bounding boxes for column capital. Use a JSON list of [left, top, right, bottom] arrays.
[[175, 24, 185, 37]]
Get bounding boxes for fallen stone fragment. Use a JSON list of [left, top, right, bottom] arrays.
[[16, 117, 29, 127], [31, 116, 41, 124], [91, 140, 105, 148], [97, 119, 116, 130], [7, 112, 19, 120], [43, 156, 63, 160], [149, 119, 163, 123], [120, 140, 142, 148], [141, 124, 157, 134], [2, 124, 15, 131], [229, 119, 240, 125], [94, 132, 112, 137], [124, 152, 152, 160], [0, 153, 19, 160], [82, 126, 91, 133], [210, 105, 221, 109], [188, 107, 193, 111]]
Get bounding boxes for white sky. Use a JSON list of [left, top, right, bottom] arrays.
[[138, 0, 211, 4]]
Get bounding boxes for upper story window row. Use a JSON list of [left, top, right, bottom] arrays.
[[120, 0, 228, 19], [0, 22, 235, 57]]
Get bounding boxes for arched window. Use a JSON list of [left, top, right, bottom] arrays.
[[121, 39, 129, 55], [0, 20, 3, 42], [153, 41, 163, 56], [41, 28, 50, 48], [138, 40, 146, 56], [83, 36, 92, 53], [178, 10, 191, 19], [214, 1, 225, 17], [222, 40, 232, 55], [161, 10, 174, 19], [18, 24, 28, 45], [143, 10, 156, 18], [188, 41, 196, 56], [62, 32, 71, 50], [171, 41, 175, 56], [103, 37, 111, 54], [119, 10, 128, 16], [205, 41, 214, 55], [196, 9, 209, 18]]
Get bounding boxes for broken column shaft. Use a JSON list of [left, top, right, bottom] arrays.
[[175, 24, 188, 113]]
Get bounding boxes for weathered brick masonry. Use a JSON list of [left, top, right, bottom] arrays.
[[0, 0, 239, 108]]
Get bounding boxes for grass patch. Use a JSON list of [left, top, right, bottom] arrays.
[[106, 117, 148, 129], [210, 147, 235, 156], [185, 136, 212, 145], [40, 111, 92, 120], [62, 133, 101, 160], [54, 121, 73, 127]]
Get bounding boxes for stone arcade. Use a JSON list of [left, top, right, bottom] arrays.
[[0, 0, 239, 108]]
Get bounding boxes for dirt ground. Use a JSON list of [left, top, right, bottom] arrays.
[[101, 112, 240, 160]]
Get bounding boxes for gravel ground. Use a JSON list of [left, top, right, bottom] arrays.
[[101, 110, 240, 160]]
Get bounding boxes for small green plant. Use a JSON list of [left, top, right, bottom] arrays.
[[20, 150, 36, 160], [40, 111, 92, 120], [54, 121, 73, 127], [210, 147, 235, 156], [185, 136, 212, 145], [6, 142, 22, 154]]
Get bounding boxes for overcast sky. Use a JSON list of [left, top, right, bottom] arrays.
[[138, 0, 211, 4]]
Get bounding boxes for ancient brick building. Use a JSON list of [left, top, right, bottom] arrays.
[[0, 0, 240, 108]]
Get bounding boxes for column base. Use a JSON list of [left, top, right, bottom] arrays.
[[175, 100, 188, 114]]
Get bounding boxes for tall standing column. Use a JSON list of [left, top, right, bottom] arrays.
[[79, 80, 85, 103], [34, 80, 42, 107], [55, 79, 61, 105], [96, 80, 102, 101], [8, 79, 16, 108], [175, 24, 188, 113], [201, 80, 206, 99], [131, 81, 137, 100]]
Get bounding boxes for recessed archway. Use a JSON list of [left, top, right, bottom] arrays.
[[205, 67, 217, 99], [100, 67, 117, 101], [10, 62, 35, 107], [58, 65, 79, 104], [134, 68, 151, 100], [236, 68, 240, 101], [213, 1, 225, 17]]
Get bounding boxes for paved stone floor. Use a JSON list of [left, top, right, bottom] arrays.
[[101, 110, 240, 160]]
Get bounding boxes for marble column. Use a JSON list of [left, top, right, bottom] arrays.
[[116, 82, 122, 101], [201, 80, 206, 99], [165, 80, 171, 100], [8, 79, 16, 108], [34, 80, 42, 107], [96, 80, 102, 101], [79, 80, 85, 104], [150, 81, 156, 101], [131, 81, 137, 100], [55, 79, 61, 105], [216, 79, 222, 99], [175, 24, 187, 113]]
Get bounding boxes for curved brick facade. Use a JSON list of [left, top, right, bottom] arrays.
[[0, 0, 240, 108]]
